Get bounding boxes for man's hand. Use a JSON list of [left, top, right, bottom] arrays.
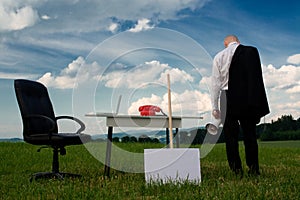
[[212, 109, 221, 119]]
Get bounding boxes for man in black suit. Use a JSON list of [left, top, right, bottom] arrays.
[[210, 35, 269, 176]]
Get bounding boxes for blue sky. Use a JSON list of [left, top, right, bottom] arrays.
[[1, 0, 300, 138]]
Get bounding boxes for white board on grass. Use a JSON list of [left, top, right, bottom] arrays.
[[144, 148, 201, 184]]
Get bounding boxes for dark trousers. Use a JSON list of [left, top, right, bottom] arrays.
[[222, 91, 260, 174]]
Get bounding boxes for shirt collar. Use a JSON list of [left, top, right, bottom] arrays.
[[228, 41, 239, 47]]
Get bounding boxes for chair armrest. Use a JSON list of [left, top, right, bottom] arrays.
[[55, 116, 86, 134], [24, 114, 56, 134]]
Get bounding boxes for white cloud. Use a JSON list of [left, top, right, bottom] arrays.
[[100, 60, 168, 88], [37, 57, 211, 117], [38, 56, 103, 89], [100, 60, 194, 89], [0, 72, 37, 79], [127, 89, 211, 116], [159, 68, 194, 84], [287, 54, 300, 65], [286, 85, 300, 93], [261, 63, 300, 122], [162, 89, 211, 114], [198, 76, 210, 91], [268, 97, 300, 123], [61, 57, 83, 76], [277, 100, 300, 111], [263, 64, 300, 94], [41, 15, 50, 20], [36, 59, 196, 90], [108, 23, 119, 33], [129, 18, 154, 33], [37, 72, 55, 87], [0, 1, 40, 31]]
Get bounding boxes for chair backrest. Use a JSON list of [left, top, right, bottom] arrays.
[[14, 79, 58, 140]]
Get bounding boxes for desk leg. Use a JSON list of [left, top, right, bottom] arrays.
[[175, 128, 179, 148], [166, 128, 179, 148], [165, 128, 169, 148], [104, 126, 113, 177]]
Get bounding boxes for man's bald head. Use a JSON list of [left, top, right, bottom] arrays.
[[224, 35, 240, 48]]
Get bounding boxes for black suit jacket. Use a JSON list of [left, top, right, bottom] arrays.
[[226, 45, 270, 121]]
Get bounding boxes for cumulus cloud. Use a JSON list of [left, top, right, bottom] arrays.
[[162, 89, 211, 114], [0, 1, 40, 31], [287, 54, 300, 65], [198, 76, 211, 91], [38, 56, 102, 89], [129, 18, 154, 32], [36, 58, 198, 91], [259, 61, 300, 122], [100, 60, 194, 88], [269, 98, 300, 122], [159, 68, 194, 84], [263, 64, 300, 93], [37, 56, 211, 117], [277, 100, 300, 111], [127, 89, 211, 115]]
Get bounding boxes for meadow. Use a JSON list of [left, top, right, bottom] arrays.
[[1, 141, 299, 200]]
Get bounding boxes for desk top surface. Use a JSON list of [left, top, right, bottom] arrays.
[[85, 112, 203, 119]]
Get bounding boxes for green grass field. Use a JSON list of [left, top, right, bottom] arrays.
[[1, 141, 299, 199]]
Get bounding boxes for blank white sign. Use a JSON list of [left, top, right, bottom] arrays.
[[144, 148, 201, 184]]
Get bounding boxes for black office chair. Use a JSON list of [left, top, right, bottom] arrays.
[[14, 79, 92, 181]]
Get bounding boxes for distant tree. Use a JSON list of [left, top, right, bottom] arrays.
[[112, 137, 120, 142], [152, 138, 160, 143], [260, 129, 275, 141], [129, 136, 138, 143], [271, 115, 297, 131], [121, 136, 138, 143], [138, 135, 152, 143], [297, 117, 300, 129], [260, 114, 300, 141], [121, 136, 130, 143]]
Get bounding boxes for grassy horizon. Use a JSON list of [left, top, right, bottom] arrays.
[[1, 141, 299, 199]]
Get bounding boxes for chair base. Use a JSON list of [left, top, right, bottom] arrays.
[[30, 172, 82, 181]]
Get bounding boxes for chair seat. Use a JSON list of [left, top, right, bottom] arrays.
[[25, 133, 91, 146]]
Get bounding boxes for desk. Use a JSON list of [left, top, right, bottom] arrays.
[[85, 113, 202, 176]]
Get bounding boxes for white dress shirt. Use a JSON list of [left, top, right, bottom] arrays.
[[211, 42, 239, 110]]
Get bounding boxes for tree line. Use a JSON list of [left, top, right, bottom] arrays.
[[112, 135, 161, 143], [190, 114, 300, 144], [257, 115, 300, 141]]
